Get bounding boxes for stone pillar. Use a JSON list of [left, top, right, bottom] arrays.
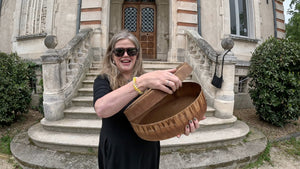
[[41, 35, 66, 121], [213, 38, 236, 119]]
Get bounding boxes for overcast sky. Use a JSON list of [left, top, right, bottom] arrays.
[[283, 0, 292, 23]]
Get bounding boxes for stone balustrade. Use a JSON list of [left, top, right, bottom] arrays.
[[184, 30, 237, 119], [41, 28, 93, 121]]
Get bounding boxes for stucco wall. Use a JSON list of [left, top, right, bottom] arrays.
[[7, 0, 78, 61], [199, 0, 278, 63], [53, 0, 78, 49], [259, 1, 275, 41], [200, 0, 223, 52], [0, 0, 16, 53]]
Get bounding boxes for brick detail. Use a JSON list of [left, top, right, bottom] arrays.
[[277, 28, 285, 33], [275, 9, 283, 14], [80, 20, 101, 25], [81, 7, 102, 12], [177, 9, 197, 15], [177, 22, 198, 27], [276, 18, 284, 23], [274, 0, 285, 36], [177, 0, 197, 3]]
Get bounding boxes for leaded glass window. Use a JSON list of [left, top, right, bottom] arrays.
[[141, 7, 154, 32], [124, 7, 137, 32]]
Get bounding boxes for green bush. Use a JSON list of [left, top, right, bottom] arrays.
[[248, 37, 300, 127], [0, 52, 35, 125]]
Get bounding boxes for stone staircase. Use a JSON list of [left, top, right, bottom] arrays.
[[11, 61, 266, 169]]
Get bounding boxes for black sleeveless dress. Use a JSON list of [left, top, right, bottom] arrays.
[[93, 75, 160, 169]]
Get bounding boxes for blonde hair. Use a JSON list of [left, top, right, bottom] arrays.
[[100, 30, 145, 90]]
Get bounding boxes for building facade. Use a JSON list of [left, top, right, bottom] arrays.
[[0, 0, 286, 108]]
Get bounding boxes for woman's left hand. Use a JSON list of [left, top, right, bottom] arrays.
[[177, 116, 206, 137]]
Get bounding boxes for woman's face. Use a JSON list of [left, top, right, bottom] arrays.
[[112, 39, 138, 76]]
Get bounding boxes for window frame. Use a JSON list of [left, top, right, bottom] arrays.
[[230, 0, 254, 38]]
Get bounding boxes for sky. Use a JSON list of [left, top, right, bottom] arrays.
[[283, 0, 292, 23]]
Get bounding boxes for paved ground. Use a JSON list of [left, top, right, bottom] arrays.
[[259, 146, 300, 169], [0, 154, 14, 169]]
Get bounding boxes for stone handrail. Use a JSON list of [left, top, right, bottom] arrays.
[[41, 28, 93, 121], [184, 30, 237, 119]]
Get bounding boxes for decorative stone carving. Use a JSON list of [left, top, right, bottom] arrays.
[[221, 38, 234, 50], [44, 35, 58, 49]]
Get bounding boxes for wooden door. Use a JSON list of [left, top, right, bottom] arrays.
[[122, 2, 156, 60]]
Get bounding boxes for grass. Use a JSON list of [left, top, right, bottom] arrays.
[[244, 141, 273, 169], [245, 137, 300, 169], [273, 137, 300, 159], [0, 132, 13, 155]]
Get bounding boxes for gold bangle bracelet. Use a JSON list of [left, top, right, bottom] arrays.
[[133, 77, 143, 95]]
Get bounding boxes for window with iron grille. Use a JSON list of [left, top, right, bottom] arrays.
[[238, 76, 249, 93]]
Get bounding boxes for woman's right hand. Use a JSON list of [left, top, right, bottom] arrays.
[[136, 68, 182, 94]]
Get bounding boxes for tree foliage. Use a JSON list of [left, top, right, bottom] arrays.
[[286, 0, 300, 43]]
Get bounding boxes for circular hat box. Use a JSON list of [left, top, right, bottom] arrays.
[[125, 63, 207, 141]]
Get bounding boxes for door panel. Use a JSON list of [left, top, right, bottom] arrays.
[[122, 3, 156, 60], [140, 5, 156, 59], [123, 4, 140, 40]]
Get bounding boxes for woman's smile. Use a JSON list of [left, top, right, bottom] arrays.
[[113, 39, 137, 76]]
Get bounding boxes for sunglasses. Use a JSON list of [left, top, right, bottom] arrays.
[[113, 48, 138, 57]]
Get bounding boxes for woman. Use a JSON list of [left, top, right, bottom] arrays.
[[93, 30, 200, 169]]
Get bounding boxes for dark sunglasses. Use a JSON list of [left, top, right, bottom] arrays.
[[113, 48, 138, 57]]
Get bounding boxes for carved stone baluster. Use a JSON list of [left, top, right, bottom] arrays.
[[42, 35, 65, 121], [214, 38, 236, 119]]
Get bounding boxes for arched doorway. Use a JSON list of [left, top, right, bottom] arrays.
[[122, 0, 156, 60]]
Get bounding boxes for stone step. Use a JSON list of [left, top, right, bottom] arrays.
[[41, 118, 101, 134], [78, 77, 195, 96], [78, 87, 93, 96], [42, 108, 219, 134], [12, 124, 265, 169], [28, 120, 249, 154], [204, 106, 214, 117], [89, 67, 101, 73], [28, 123, 99, 153], [38, 114, 227, 136], [34, 114, 237, 148], [143, 61, 183, 69], [85, 72, 98, 80], [160, 120, 250, 151], [199, 116, 237, 130], [72, 96, 93, 107], [160, 126, 267, 169], [92, 61, 102, 67], [82, 79, 95, 88], [91, 61, 182, 70], [64, 106, 97, 119], [87, 68, 190, 79]]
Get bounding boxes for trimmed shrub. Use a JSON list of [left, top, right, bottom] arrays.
[[0, 52, 35, 125], [248, 37, 300, 127]]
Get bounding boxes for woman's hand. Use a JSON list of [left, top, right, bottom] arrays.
[[136, 68, 182, 94], [177, 116, 206, 137]]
